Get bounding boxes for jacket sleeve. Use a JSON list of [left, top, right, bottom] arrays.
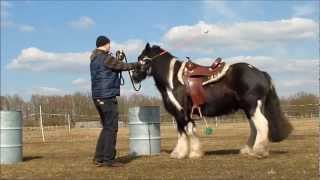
[[103, 54, 137, 71]]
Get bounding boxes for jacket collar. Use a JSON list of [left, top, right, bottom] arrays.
[[90, 49, 109, 61]]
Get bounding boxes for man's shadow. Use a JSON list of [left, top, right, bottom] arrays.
[[116, 152, 141, 164], [23, 156, 43, 162]]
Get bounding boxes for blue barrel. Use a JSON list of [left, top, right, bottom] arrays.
[[0, 111, 23, 164], [128, 106, 160, 156]]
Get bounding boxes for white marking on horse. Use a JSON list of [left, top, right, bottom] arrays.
[[166, 88, 183, 111], [170, 133, 188, 159], [187, 122, 203, 158], [177, 62, 186, 85], [251, 100, 269, 157], [168, 58, 176, 90]]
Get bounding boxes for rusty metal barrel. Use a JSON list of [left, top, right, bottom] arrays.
[[128, 106, 160, 156], [0, 110, 23, 164]]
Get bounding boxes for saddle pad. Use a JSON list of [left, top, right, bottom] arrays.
[[202, 64, 230, 85]]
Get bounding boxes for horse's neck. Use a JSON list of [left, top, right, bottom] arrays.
[[152, 57, 182, 91]]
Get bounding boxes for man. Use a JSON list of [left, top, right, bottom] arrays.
[[90, 35, 139, 167]]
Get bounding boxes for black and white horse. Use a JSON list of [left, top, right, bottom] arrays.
[[132, 43, 293, 159]]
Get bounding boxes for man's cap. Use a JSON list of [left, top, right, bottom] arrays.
[[96, 36, 110, 48]]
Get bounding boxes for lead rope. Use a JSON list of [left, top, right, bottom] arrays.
[[119, 72, 125, 86], [122, 52, 141, 91]]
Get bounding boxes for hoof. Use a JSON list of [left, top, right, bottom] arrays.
[[252, 150, 269, 159], [170, 151, 187, 159], [240, 145, 254, 156], [189, 151, 203, 159], [252, 145, 269, 159], [188, 151, 203, 159]]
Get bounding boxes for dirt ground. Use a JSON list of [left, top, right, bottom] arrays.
[[1, 119, 318, 180]]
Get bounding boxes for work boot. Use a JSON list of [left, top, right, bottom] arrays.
[[92, 158, 102, 165], [95, 161, 124, 167]]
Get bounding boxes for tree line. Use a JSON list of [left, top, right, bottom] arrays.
[[0, 92, 165, 126], [0, 91, 318, 126]]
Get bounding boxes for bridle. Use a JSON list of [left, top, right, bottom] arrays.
[[119, 50, 167, 92], [140, 50, 168, 62], [138, 50, 168, 77]]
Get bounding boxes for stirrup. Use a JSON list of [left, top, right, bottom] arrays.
[[190, 106, 210, 129], [190, 106, 203, 120]]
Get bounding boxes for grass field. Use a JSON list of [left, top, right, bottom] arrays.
[[1, 119, 318, 180]]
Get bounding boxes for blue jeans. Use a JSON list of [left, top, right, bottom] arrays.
[[93, 97, 118, 163]]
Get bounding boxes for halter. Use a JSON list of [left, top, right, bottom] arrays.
[[141, 50, 168, 61]]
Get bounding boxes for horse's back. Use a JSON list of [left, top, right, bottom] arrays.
[[201, 62, 272, 117], [227, 62, 271, 95]]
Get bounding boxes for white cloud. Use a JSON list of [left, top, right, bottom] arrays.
[[292, 3, 318, 17], [31, 87, 65, 96], [68, 16, 95, 29], [1, 1, 12, 28], [281, 79, 317, 88], [1, 20, 14, 28], [7, 39, 144, 72], [203, 1, 235, 19], [7, 47, 91, 72], [153, 24, 169, 31], [194, 56, 318, 96], [0, 2, 35, 32], [1, 21, 35, 32], [19, 24, 35, 32], [72, 78, 90, 91], [162, 18, 318, 53], [72, 78, 89, 86], [223, 56, 318, 74], [111, 39, 145, 56], [1, 1, 11, 18]]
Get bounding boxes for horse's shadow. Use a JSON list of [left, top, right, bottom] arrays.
[[205, 149, 240, 156], [161, 149, 239, 156], [161, 149, 288, 156], [206, 149, 289, 156]]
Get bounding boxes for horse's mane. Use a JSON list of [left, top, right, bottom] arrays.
[[151, 45, 177, 61], [151, 45, 163, 52]]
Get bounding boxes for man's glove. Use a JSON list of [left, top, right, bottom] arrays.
[[115, 50, 125, 61]]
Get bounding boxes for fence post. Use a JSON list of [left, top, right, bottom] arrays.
[[39, 105, 45, 142], [215, 117, 218, 127], [67, 113, 71, 133]]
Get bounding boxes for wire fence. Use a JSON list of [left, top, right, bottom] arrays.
[[22, 104, 319, 128], [21, 103, 318, 143]]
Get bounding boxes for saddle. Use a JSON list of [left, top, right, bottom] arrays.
[[182, 57, 226, 119]]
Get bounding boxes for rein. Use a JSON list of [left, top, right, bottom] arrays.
[[122, 52, 142, 91]]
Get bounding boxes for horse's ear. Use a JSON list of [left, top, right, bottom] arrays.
[[145, 43, 150, 50]]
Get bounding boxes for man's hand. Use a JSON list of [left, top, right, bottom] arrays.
[[104, 53, 139, 71], [115, 50, 125, 61]]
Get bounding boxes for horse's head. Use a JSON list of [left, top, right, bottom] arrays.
[[132, 43, 165, 83]]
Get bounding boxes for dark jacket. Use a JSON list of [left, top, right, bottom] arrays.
[[90, 49, 136, 99]]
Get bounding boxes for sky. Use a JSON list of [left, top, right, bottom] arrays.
[[1, 0, 319, 100]]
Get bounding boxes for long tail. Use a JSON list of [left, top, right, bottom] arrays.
[[263, 80, 293, 142]]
